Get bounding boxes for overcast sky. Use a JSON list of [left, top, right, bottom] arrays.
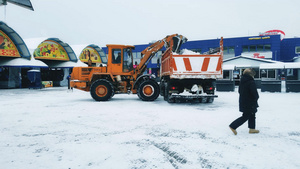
[[1, 0, 300, 47]]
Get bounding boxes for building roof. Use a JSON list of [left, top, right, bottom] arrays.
[[223, 55, 280, 68]]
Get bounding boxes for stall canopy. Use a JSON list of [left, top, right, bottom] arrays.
[[0, 0, 34, 11], [79, 44, 107, 64], [33, 38, 78, 67], [0, 21, 31, 59]]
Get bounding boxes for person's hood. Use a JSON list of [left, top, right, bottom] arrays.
[[240, 74, 254, 84]]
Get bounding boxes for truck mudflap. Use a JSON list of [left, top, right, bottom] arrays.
[[168, 94, 217, 103]]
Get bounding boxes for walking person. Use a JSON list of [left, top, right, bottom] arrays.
[[67, 73, 71, 90], [229, 68, 260, 135]]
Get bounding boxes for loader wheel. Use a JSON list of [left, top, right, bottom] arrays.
[[137, 80, 160, 101], [90, 79, 114, 101]]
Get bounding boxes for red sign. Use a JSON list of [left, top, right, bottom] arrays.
[[253, 53, 265, 59], [259, 30, 285, 40]]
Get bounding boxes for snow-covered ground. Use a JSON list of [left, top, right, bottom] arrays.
[[0, 87, 300, 169]]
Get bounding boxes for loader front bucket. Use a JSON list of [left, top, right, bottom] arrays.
[[172, 35, 187, 53]]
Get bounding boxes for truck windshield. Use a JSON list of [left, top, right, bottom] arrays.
[[123, 48, 133, 72]]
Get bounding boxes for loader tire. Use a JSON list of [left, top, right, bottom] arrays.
[[90, 79, 114, 101], [137, 80, 160, 101]]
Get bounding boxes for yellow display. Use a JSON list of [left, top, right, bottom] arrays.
[[79, 47, 102, 63], [34, 40, 70, 61], [0, 30, 20, 57]]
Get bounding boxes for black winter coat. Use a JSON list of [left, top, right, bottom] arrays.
[[239, 74, 259, 113]]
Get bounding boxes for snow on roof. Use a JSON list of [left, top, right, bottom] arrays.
[[284, 62, 300, 69], [224, 55, 278, 63], [260, 63, 285, 69], [0, 57, 48, 67], [260, 62, 300, 69], [222, 64, 235, 70], [46, 61, 88, 68], [180, 49, 200, 55]]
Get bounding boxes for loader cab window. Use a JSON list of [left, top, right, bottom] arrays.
[[112, 49, 121, 64], [99, 50, 107, 64], [123, 48, 133, 72]]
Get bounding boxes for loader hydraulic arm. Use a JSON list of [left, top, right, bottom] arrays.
[[133, 34, 187, 79]]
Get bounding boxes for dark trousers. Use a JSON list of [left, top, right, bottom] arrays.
[[229, 112, 256, 129]]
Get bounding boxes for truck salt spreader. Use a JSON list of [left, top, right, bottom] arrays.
[[70, 34, 223, 102]]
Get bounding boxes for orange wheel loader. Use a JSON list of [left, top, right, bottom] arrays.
[[70, 34, 187, 101]]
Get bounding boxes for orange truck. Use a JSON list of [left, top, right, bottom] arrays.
[[70, 34, 223, 102], [160, 37, 223, 103]]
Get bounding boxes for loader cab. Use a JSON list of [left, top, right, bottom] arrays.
[[107, 44, 135, 75]]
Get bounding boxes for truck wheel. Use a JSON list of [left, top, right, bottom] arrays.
[[90, 79, 114, 101], [137, 80, 160, 101], [207, 97, 214, 103], [160, 80, 165, 97], [163, 82, 168, 101]]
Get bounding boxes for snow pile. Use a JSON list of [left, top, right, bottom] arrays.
[[172, 49, 200, 55], [181, 49, 201, 55], [0, 88, 300, 169]]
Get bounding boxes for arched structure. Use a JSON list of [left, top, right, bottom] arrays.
[[33, 38, 77, 63], [0, 21, 31, 59], [79, 44, 107, 66]]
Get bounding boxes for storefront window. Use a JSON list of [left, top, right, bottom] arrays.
[[268, 69, 275, 78], [253, 68, 259, 78], [261, 70, 267, 78], [264, 44, 271, 51], [223, 70, 230, 79], [261, 69, 276, 79], [249, 45, 256, 52], [228, 46, 235, 54], [295, 46, 300, 54], [242, 46, 248, 52], [257, 45, 264, 51], [223, 47, 228, 54], [224, 46, 234, 54]]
